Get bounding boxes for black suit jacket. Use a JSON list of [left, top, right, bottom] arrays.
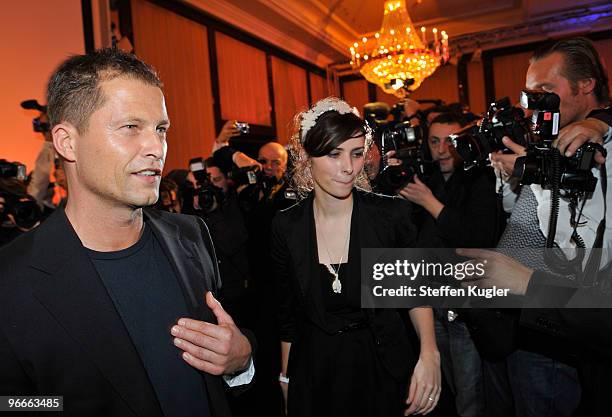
[[271, 189, 420, 382], [0, 207, 254, 417], [519, 267, 612, 417]]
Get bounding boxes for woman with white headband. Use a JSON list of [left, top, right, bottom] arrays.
[[271, 97, 441, 416]]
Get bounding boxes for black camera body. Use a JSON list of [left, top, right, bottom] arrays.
[[0, 191, 41, 229], [230, 165, 284, 209], [451, 97, 530, 169], [0, 160, 41, 229], [452, 91, 600, 193], [189, 157, 225, 213], [514, 90, 600, 193], [0, 159, 26, 181], [364, 102, 429, 195]]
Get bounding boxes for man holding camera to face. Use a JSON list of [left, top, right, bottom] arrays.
[[462, 37, 611, 417], [184, 156, 252, 329], [208, 128, 294, 416]]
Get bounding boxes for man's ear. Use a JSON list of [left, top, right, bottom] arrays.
[[52, 123, 78, 162], [577, 78, 596, 96]]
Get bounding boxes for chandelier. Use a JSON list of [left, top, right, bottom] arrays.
[[349, 0, 449, 97]]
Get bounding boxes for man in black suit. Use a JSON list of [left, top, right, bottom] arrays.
[[0, 48, 254, 417]]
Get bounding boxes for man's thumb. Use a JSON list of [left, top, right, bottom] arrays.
[[206, 292, 234, 325], [502, 136, 525, 154]]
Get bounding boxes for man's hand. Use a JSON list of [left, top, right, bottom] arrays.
[[216, 120, 241, 146], [490, 137, 526, 181], [404, 98, 421, 118], [171, 292, 252, 376], [556, 118, 608, 164], [398, 175, 444, 219], [0, 196, 4, 214], [232, 152, 261, 169], [456, 249, 534, 295]]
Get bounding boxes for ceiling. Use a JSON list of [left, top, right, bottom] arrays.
[[184, 0, 612, 67]]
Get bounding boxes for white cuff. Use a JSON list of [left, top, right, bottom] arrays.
[[223, 356, 255, 387], [604, 126, 612, 144]]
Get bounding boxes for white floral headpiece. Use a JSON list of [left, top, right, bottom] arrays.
[[300, 97, 362, 143]]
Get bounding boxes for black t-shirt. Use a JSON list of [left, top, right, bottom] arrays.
[[88, 224, 211, 417]]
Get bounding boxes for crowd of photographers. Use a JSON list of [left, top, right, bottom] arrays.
[[1, 36, 611, 416]]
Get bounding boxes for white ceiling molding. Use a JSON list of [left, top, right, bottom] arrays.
[[258, 0, 360, 54], [183, 0, 338, 67]]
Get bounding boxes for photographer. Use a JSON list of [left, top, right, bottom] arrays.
[[397, 113, 498, 248], [21, 101, 67, 213], [211, 136, 294, 416], [0, 161, 42, 246], [395, 113, 498, 417], [190, 157, 252, 326], [466, 37, 611, 417]]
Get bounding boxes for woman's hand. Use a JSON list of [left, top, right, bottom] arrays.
[[405, 350, 441, 415]]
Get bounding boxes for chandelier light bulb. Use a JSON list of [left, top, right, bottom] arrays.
[[349, 0, 450, 97]]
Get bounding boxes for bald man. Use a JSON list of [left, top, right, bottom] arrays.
[[258, 142, 288, 182]]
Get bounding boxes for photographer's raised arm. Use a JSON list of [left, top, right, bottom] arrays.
[[556, 111, 611, 164], [213, 120, 240, 153]]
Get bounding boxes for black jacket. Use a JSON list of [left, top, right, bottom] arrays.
[[271, 189, 420, 382], [414, 166, 499, 248], [520, 266, 612, 417], [0, 207, 255, 417]]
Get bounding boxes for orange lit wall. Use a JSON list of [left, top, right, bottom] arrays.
[[0, 0, 84, 172]]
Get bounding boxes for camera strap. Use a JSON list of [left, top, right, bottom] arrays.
[[581, 162, 607, 286]]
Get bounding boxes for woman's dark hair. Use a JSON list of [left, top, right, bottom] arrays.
[[289, 98, 372, 198], [302, 110, 368, 157]]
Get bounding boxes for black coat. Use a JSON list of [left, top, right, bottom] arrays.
[[0, 207, 255, 417], [520, 267, 612, 417], [414, 167, 499, 248], [271, 189, 420, 383]]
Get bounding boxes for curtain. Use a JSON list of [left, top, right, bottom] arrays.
[[271, 56, 309, 144], [131, 0, 216, 172], [342, 79, 370, 115], [309, 72, 330, 105], [467, 60, 486, 116], [493, 51, 532, 106], [594, 38, 612, 84], [215, 32, 271, 126], [409, 63, 459, 104]]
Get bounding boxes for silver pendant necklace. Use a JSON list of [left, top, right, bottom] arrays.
[[314, 205, 351, 294]]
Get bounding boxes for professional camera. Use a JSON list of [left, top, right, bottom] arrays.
[[364, 101, 429, 194], [0, 159, 26, 180], [20, 99, 49, 133], [0, 160, 41, 229], [189, 157, 224, 213], [513, 91, 602, 193], [450, 97, 530, 169], [228, 164, 282, 202]]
